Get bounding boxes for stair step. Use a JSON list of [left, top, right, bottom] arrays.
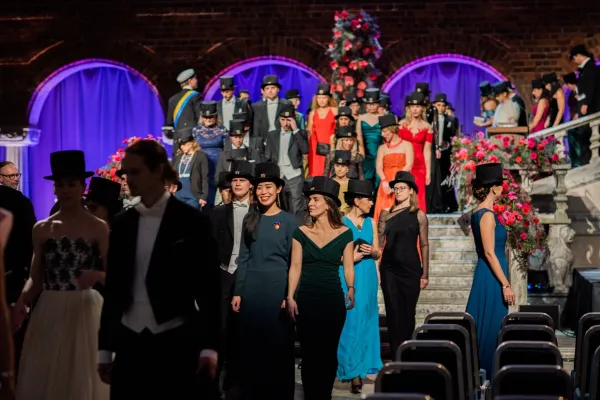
[[417, 302, 467, 315], [427, 214, 462, 225], [428, 275, 473, 287], [430, 249, 477, 261], [428, 261, 475, 275], [419, 285, 472, 301], [430, 236, 475, 250], [429, 224, 470, 237]]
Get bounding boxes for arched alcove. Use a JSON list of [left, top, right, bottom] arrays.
[[203, 56, 327, 114], [25, 58, 165, 216], [382, 54, 507, 135]]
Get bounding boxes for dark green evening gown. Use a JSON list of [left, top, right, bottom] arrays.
[[234, 211, 298, 400], [293, 227, 354, 400]]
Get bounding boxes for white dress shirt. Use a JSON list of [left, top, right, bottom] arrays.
[[278, 129, 301, 180], [222, 97, 236, 130], [267, 99, 278, 132]]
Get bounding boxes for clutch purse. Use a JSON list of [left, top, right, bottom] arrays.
[[316, 142, 330, 156]]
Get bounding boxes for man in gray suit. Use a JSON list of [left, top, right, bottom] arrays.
[[251, 75, 291, 138]]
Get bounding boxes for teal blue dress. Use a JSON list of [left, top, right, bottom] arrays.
[[361, 120, 381, 187], [337, 216, 382, 381], [465, 208, 509, 380]]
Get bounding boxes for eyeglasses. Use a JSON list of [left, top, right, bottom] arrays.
[[393, 186, 409, 193], [0, 173, 21, 179]]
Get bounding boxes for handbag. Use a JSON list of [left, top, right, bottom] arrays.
[[316, 142, 330, 156]]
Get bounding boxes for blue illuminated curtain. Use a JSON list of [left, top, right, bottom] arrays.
[[0, 147, 4, 161], [385, 62, 503, 136], [206, 63, 324, 115], [26, 67, 165, 217]]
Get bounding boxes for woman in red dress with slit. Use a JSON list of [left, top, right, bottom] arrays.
[[307, 84, 337, 177], [398, 91, 433, 212]]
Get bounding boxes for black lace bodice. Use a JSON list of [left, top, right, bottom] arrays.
[[43, 237, 101, 291]]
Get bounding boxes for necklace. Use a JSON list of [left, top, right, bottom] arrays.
[[385, 138, 403, 149]]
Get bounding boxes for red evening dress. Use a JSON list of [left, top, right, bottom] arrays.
[[399, 125, 433, 213], [531, 101, 549, 133], [308, 108, 336, 177]]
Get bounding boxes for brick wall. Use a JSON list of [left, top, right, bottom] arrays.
[[0, 0, 598, 126]]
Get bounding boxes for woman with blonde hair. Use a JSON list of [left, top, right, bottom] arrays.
[[324, 126, 364, 179], [307, 84, 338, 177], [378, 171, 429, 358], [171, 130, 209, 209]]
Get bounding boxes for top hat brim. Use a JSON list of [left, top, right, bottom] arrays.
[[226, 172, 254, 182], [261, 82, 282, 89], [345, 189, 374, 198], [388, 178, 419, 194], [251, 175, 285, 188], [43, 171, 94, 180], [303, 189, 342, 207], [472, 178, 503, 187], [335, 113, 355, 121], [201, 112, 219, 118]]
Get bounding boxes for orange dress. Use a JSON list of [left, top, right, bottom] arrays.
[[309, 108, 336, 177], [373, 152, 407, 224]]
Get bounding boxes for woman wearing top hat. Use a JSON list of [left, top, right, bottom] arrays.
[[398, 91, 433, 212], [336, 179, 382, 393], [377, 171, 429, 358], [466, 163, 514, 379], [287, 176, 355, 399], [529, 78, 550, 133], [84, 177, 123, 224], [474, 81, 498, 132], [324, 125, 364, 180], [542, 72, 566, 128], [307, 83, 338, 177], [14, 150, 110, 399], [172, 128, 209, 209], [231, 162, 297, 400], [356, 88, 383, 187], [192, 100, 228, 204]]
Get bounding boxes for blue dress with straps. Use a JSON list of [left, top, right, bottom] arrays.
[[361, 120, 381, 187], [465, 208, 509, 380]]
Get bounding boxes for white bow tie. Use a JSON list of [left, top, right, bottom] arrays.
[[233, 201, 248, 208]]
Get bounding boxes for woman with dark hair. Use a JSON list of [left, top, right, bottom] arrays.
[[14, 150, 109, 399], [529, 78, 550, 133], [336, 180, 382, 394], [378, 171, 429, 358], [84, 177, 123, 224], [287, 176, 355, 399], [231, 162, 297, 400], [466, 163, 514, 379], [542, 72, 566, 127]]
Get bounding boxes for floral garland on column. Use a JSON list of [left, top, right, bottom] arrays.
[[95, 135, 162, 182], [327, 10, 383, 99]]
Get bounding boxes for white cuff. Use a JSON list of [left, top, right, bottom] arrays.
[[200, 349, 218, 363], [98, 350, 113, 364]]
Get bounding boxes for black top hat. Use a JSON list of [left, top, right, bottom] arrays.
[[333, 150, 351, 165], [261, 75, 281, 89], [379, 114, 398, 129], [44, 150, 94, 180], [285, 89, 301, 99], [389, 171, 419, 193], [228, 119, 246, 136], [251, 162, 285, 187], [316, 83, 331, 96], [379, 97, 391, 108], [407, 91, 426, 106], [227, 148, 249, 162], [178, 129, 195, 144], [239, 89, 249, 95], [415, 82, 430, 95], [227, 160, 254, 181], [232, 112, 249, 122], [381, 91, 390, 98], [433, 93, 447, 104], [346, 179, 374, 198], [447, 102, 455, 111], [345, 92, 359, 104], [570, 44, 592, 60], [85, 177, 123, 214], [363, 88, 381, 104], [335, 106, 355, 120], [219, 76, 235, 90], [217, 171, 232, 188], [404, 95, 410, 106], [336, 125, 356, 139], [479, 81, 493, 97], [563, 72, 578, 85], [278, 103, 296, 118], [303, 176, 341, 207], [531, 79, 545, 89], [542, 72, 558, 84], [473, 163, 504, 187], [200, 101, 218, 117], [492, 81, 510, 96]]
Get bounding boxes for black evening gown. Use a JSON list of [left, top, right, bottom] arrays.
[[234, 211, 298, 400], [378, 207, 429, 358], [293, 228, 353, 400]]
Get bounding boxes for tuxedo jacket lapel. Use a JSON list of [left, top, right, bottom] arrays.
[[225, 202, 234, 237]]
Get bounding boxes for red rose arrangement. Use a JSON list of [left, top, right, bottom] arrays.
[[95, 135, 162, 182]]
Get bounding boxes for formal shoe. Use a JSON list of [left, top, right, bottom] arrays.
[[351, 377, 363, 394]]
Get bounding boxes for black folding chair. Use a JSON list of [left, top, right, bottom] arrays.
[[589, 346, 600, 400], [375, 362, 452, 400], [492, 365, 572, 398], [493, 341, 562, 378], [576, 325, 600, 399], [498, 324, 557, 345], [362, 394, 435, 400], [397, 340, 465, 400], [413, 324, 475, 400], [501, 312, 554, 329], [493, 396, 566, 400], [573, 312, 600, 388]]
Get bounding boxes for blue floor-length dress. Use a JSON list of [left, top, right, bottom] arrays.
[[465, 208, 509, 379], [337, 216, 383, 381]]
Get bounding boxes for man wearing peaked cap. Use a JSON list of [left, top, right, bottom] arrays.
[[217, 76, 243, 132], [263, 102, 309, 222], [252, 75, 292, 138], [285, 88, 307, 130], [166, 69, 202, 153]]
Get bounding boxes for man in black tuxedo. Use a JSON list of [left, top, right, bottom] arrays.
[[166, 69, 203, 149], [97, 140, 221, 399], [432, 93, 459, 212], [251, 75, 291, 138], [264, 103, 309, 221], [506, 81, 528, 127], [216, 76, 244, 131], [214, 119, 264, 183], [209, 160, 253, 399], [0, 185, 35, 377]]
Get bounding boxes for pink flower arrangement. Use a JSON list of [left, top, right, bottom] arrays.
[[95, 135, 162, 182]]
